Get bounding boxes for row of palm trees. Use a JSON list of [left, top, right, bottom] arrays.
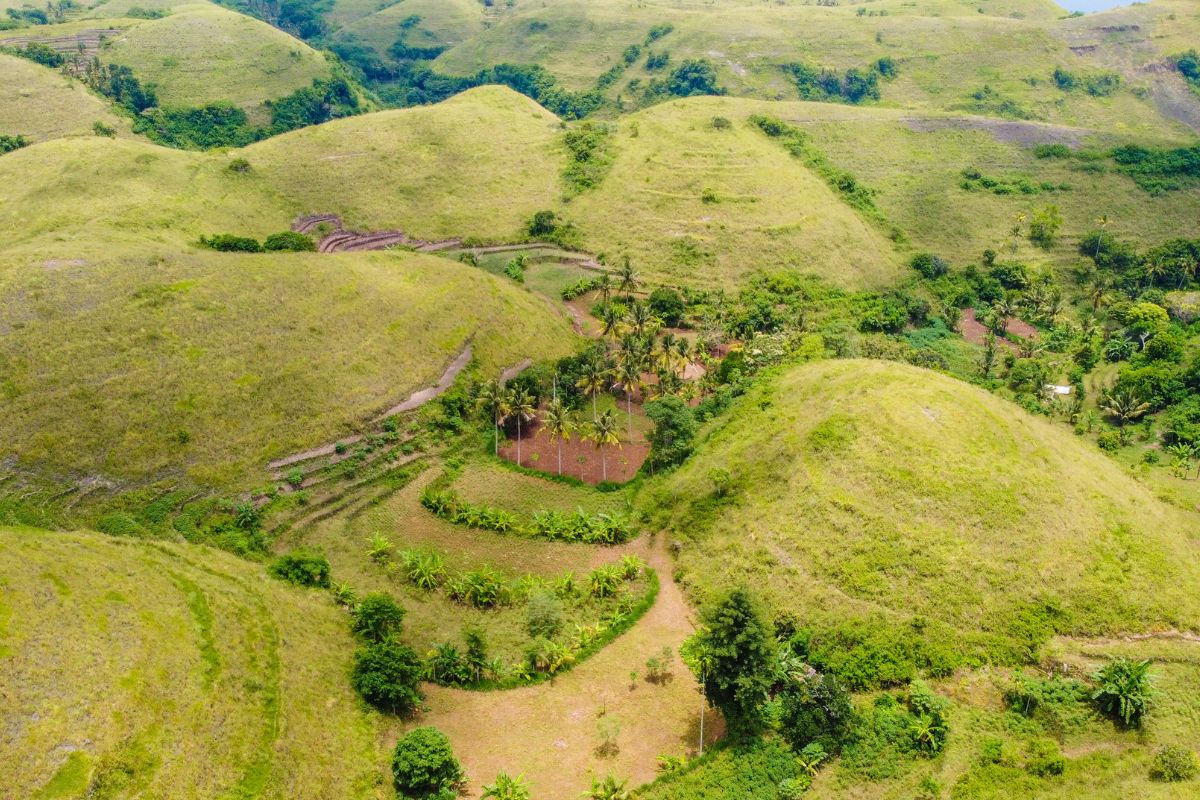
[[475, 383, 623, 480]]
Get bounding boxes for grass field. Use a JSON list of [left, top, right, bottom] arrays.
[[0, 54, 130, 142], [99, 2, 333, 113], [333, 0, 487, 58], [642, 359, 1200, 667], [0, 527, 384, 800], [0, 239, 572, 488], [566, 97, 904, 289]]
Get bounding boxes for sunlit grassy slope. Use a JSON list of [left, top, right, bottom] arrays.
[[0, 527, 384, 800], [99, 2, 332, 112], [567, 96, 903, 289], [431, 0, 1196, 138], [333, 0, 486, 55], [0, 53, 129, 142], [644, 359, 1200, 662]]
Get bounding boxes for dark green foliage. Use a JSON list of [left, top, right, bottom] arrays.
[[783, 57, 893, 104], [645, 23, 673, 44], [1176, 49, 1200, 86], [909, 253, 949, 279], [263, 231, 317, 251], [963, 85, 1033, 120], [647, 287, 685, 327], [562, 123, 613, 194], [5, 41, 63, 67], [527, 209, 560, 237], [426, 642, 472, 685], [525, 590, 563, 639], [267, 76, 360, 131], [391, 727, 464, 800], [1111, 142, 1200, 193], [1165, 396, 1200, 447], [644, 395, 698, 470], [135, 104, 258, 149], [778, 673, 854, 754], [1034, 143, 1072, 159], [800, 617, 962, 691], [695, 588, 777, 737], [82, 61, 158, 114], [0, 134, 29, 154], [5, 7, 50, 24], [645, 50, 670, 71], [352, 592, 406, 643], [1151, 744, 1198, 782], [1052, 67, 1121, 96], [1024, 738, 1066, 777], [653, 59, 723, 98], [268, 550, 331, 588], [638, 739, 803, 800], [352, 640, 424, 713], [1092, 657, 1153, 727], [199, 234, 263, 253]]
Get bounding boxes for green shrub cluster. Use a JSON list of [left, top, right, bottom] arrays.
[[1151, 744, 1198, 782], [783, 57, 896, 104], [199, 231, 315, 252], [3, 41, 63, 67], [561, 276, 603, 300], [391, 728, 464, 800], [960, 168, 1068, 195], [268, 549, 331, 588], [562, 122, 613, 195], [1110, 142, 1200, 193], [1053, 66, 1122, 97], [419, 487, 635, 543], [0, 134, 29, 155]]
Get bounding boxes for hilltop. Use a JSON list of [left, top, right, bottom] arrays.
[[644, 359, 1200, 677]]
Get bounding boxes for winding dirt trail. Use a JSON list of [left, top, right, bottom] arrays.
[[410, 535, 718, 799]]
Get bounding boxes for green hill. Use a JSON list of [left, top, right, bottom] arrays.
[[0, 527, 384, 799], [0, 53, 129, 142], [100, 2, 333, 114], [644, 359, 1200, 681]]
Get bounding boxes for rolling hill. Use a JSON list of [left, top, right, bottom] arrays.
[[0, 53, 129, 142], [0, 527, 384, 800], [644, 359, 1200, 673]]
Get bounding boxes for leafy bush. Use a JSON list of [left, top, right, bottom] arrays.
[[909, 253, 949, 279], [6, 42, 63, 67], [352, 592, 406, 643], [391, 727, 464, 800], [446, 567, 508, 608], [644, 395, 698, 470], [1091, 657, 1153, 727], [563, 122, 614, 194], [352, 640, 424, 713], [1024, 738, 1066, 777], [525, 591, 564, 639], [647, 287, 685, 326], [135, 104, 258, 149], [263, 231, 316, 252], [778, 673, 854, 754], [268, 550, 331, 588], [1151, 744, 1198, 782], [0, 134, 28, 155], [638, 739, 803, 800], [200, 234, 263, 253]]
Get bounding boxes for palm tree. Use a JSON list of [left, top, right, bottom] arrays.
[[612, 359, 644, 440], [597, 272, 613, 304], [626, 301, 657, 339], [541, 396, 572, 475], [989, 296, 1017, 335], [1085, 275, 1112, 312], [509, 387, 535, 467], [1094, 213, 1110, 259], [586, 410, 621, 482], [575, 357, 608, 422], [475, 379, 512, 456], [1101, 389, 1150, 430], [617, 255, 639, 296], [600, 305, 622, 340]]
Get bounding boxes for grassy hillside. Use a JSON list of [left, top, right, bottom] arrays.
[[567, 97, 903, 289], [333, 0, 486, 56], [244, 86, 563, 238], [430, 0, 1195, 138], [0, 53, 129, 142], [643, 359, 1200, 673], [0, 527, 384, 799], [99, 2, 333, 113], [0, 241, 572, 487]]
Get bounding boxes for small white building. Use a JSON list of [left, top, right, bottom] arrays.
[[1045, 384, 1072, 396]]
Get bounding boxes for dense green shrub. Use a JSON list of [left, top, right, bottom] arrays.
[[264, 231, 317, 252], [135, 104, 258, 149], [644, 395, 698, 470], [1092, 657, 1153, 727], [268, 550, 331, 588], [352, 592, 406, 643], [778, 673, 854, 754], [525, 591, 564, 639], [0, 134, 29, 154], [783, 57, 894, 104], [82, 61, 157, 114], [1111, 142, 1200, 193], [1151, 744, 1198, 782], [909, 253, 949, 279], [391, 728, 464, 799], [200, 233, 263, 252], [647, 287, 686, 326], [352, 640, 424, 713], [692, 588, 777, 737], [1024, 738, 1066, 777], [638, 739, 803, 800], [5, 42, 63, 67]]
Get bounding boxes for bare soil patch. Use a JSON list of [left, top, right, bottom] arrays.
[[499, 414, 649, 485], [901, 115, 1086, 147], [958, 308, 1037, 350]]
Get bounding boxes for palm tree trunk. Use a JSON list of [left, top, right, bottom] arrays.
[[494, 420, 499, 456], [557, 438, 562, 475], [602, 448, 607, 482], [592, 393, 598, 422], [517, 417, 522, 466], [627, 391, 633, 441]]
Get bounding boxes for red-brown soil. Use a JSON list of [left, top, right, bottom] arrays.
[[498, 414, 648, 485], [959, 308, 1038, 350]]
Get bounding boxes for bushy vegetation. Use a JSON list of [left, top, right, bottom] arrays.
[[783, 58, 896, 104], [268, 549, 331, 588], [1052, 67, 1122, 97], [351, 639, 424, 713], [1151, 744, 1198, 783], [419, 487, 635, 543], [562, 122, 614, 195], [200, 231, 315, 252], [0, 134, 29, 154], [391, 727, 464, 799]]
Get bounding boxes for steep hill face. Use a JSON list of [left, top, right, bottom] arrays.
[[644, 359, 1200, 678], [0, 54, 129, 142], [0, 527, 385, 799]]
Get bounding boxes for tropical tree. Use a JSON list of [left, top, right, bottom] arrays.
[[612, 359, 644, 440], [617, 255, 639, 295], [586, 410, 621, 482], [576, 357, 609, 421], [541, 396, 573, 475], [1100, 389, 1150, 429], [1092, 657, 1154, 727], [627, 301, 657, 339], [597, 271, 613, 304], [600, 305, 622, 339], [585, 774, 631, 800], [481, 772, 531, 800], [476, 379, 512, 456], [508, 387, 536, 467]]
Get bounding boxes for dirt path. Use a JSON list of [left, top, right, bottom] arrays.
[[374, 345, 473, 420], [410, 535, 718, 798]]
